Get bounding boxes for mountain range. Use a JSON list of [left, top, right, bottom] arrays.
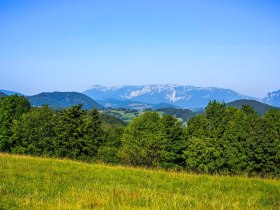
[[1, 85, 280, 111], [84, 85, 256, 108]]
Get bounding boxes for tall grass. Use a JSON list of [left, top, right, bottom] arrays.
[[0, 153, 279, 209]]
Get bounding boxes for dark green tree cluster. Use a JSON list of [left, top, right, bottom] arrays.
[[0, 95, 124, 163], [0, 95, 279, 177], [118, 102, 280, 176], [119, 112, 186, 170], [184, 101, 280, 176]]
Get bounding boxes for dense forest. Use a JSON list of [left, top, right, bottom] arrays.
[[0, 95, 279, 177]]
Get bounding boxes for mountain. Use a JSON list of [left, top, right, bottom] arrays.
[[226, 99, 279, 114], [0, 92, 7, 98], [96, 98, 179, 110], [0, 89, 23, 96], [84, 85, 254, 108], [262, 89, 280, 107], [28, 92, 103, 110]]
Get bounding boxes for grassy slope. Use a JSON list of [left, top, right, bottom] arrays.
[[0, 153, 279, 210]]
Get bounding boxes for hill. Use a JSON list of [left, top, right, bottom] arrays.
[[0, 153, 279, 209], [28, 92, 103, 110], [0, 89, 23, 96], [84, 84, 254, 108], [226, 99, 279, 114], [263, 89, 280, 107], [0, 92, 7, 98]]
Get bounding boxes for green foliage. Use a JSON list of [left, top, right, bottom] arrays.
[[184, 137, 225, 173], [10, 105, 57, 156], [160, 115, 185, 170], [119, 112, 165, 167], [0, 95, 30, 151], [185, 101, 280, 177], [55, 106, 105, 160], [0, 95, 279, 177]]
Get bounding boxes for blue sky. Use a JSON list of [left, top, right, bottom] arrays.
[[0, 0, 280, 97]]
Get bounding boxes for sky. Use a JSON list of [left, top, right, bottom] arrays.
[[0, 0, 280, 98]]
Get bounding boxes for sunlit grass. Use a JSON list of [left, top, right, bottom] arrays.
[[0, 153, 279, 209]]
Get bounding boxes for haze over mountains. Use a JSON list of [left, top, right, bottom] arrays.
[[84, 84, 256, 108], [1, 85, 280, 111]]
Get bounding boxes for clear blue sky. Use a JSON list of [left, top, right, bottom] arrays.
[[0, 0, 280, 97]]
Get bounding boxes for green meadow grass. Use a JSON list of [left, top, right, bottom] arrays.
[[0, 153, 279, 209]]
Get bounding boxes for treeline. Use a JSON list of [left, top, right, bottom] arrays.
[[0, 95, 279, 177]]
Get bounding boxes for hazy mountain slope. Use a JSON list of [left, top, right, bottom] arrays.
[[0, 89, 23, 96], [84, 85, 254, 108], [28, 92, 103, 110], [0, 92, 7, 98], [262, 89, 280, 107], [226, 99, 279, 114]]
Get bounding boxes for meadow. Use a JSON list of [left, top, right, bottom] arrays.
[[0, 153, 279, 210]]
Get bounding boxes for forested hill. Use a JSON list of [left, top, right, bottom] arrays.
[[28, 92, 103, 110], [226, 99, 279, 114], [0, 92, 7, 98]]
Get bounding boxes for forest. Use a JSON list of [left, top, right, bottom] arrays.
[[0, 95, 279, 177]]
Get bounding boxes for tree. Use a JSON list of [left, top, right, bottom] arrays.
[[184, 137, 225, 174], [245, 109, 280, 176], [55, 106, 105, 160], [160, 115, 185, 170], [82, 108, 105, 160], [11, 105, 57, 156], [119, 112, 165, 167], [0, 95, 30, 152], [55, 105, 88, 159]]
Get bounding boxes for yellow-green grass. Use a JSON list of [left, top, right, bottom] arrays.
[[0, 153, 279, 209]]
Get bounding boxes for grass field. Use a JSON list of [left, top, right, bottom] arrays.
[[0, 153, 279, 209]]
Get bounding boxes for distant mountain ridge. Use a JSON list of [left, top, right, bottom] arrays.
[[84, 84, 255, 108], [28, 92, 103, 110], [262, 89, 280, 107], [226, 99, 279, 114], [0, 92, 7, 98], [0, 89, 23, 96]]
